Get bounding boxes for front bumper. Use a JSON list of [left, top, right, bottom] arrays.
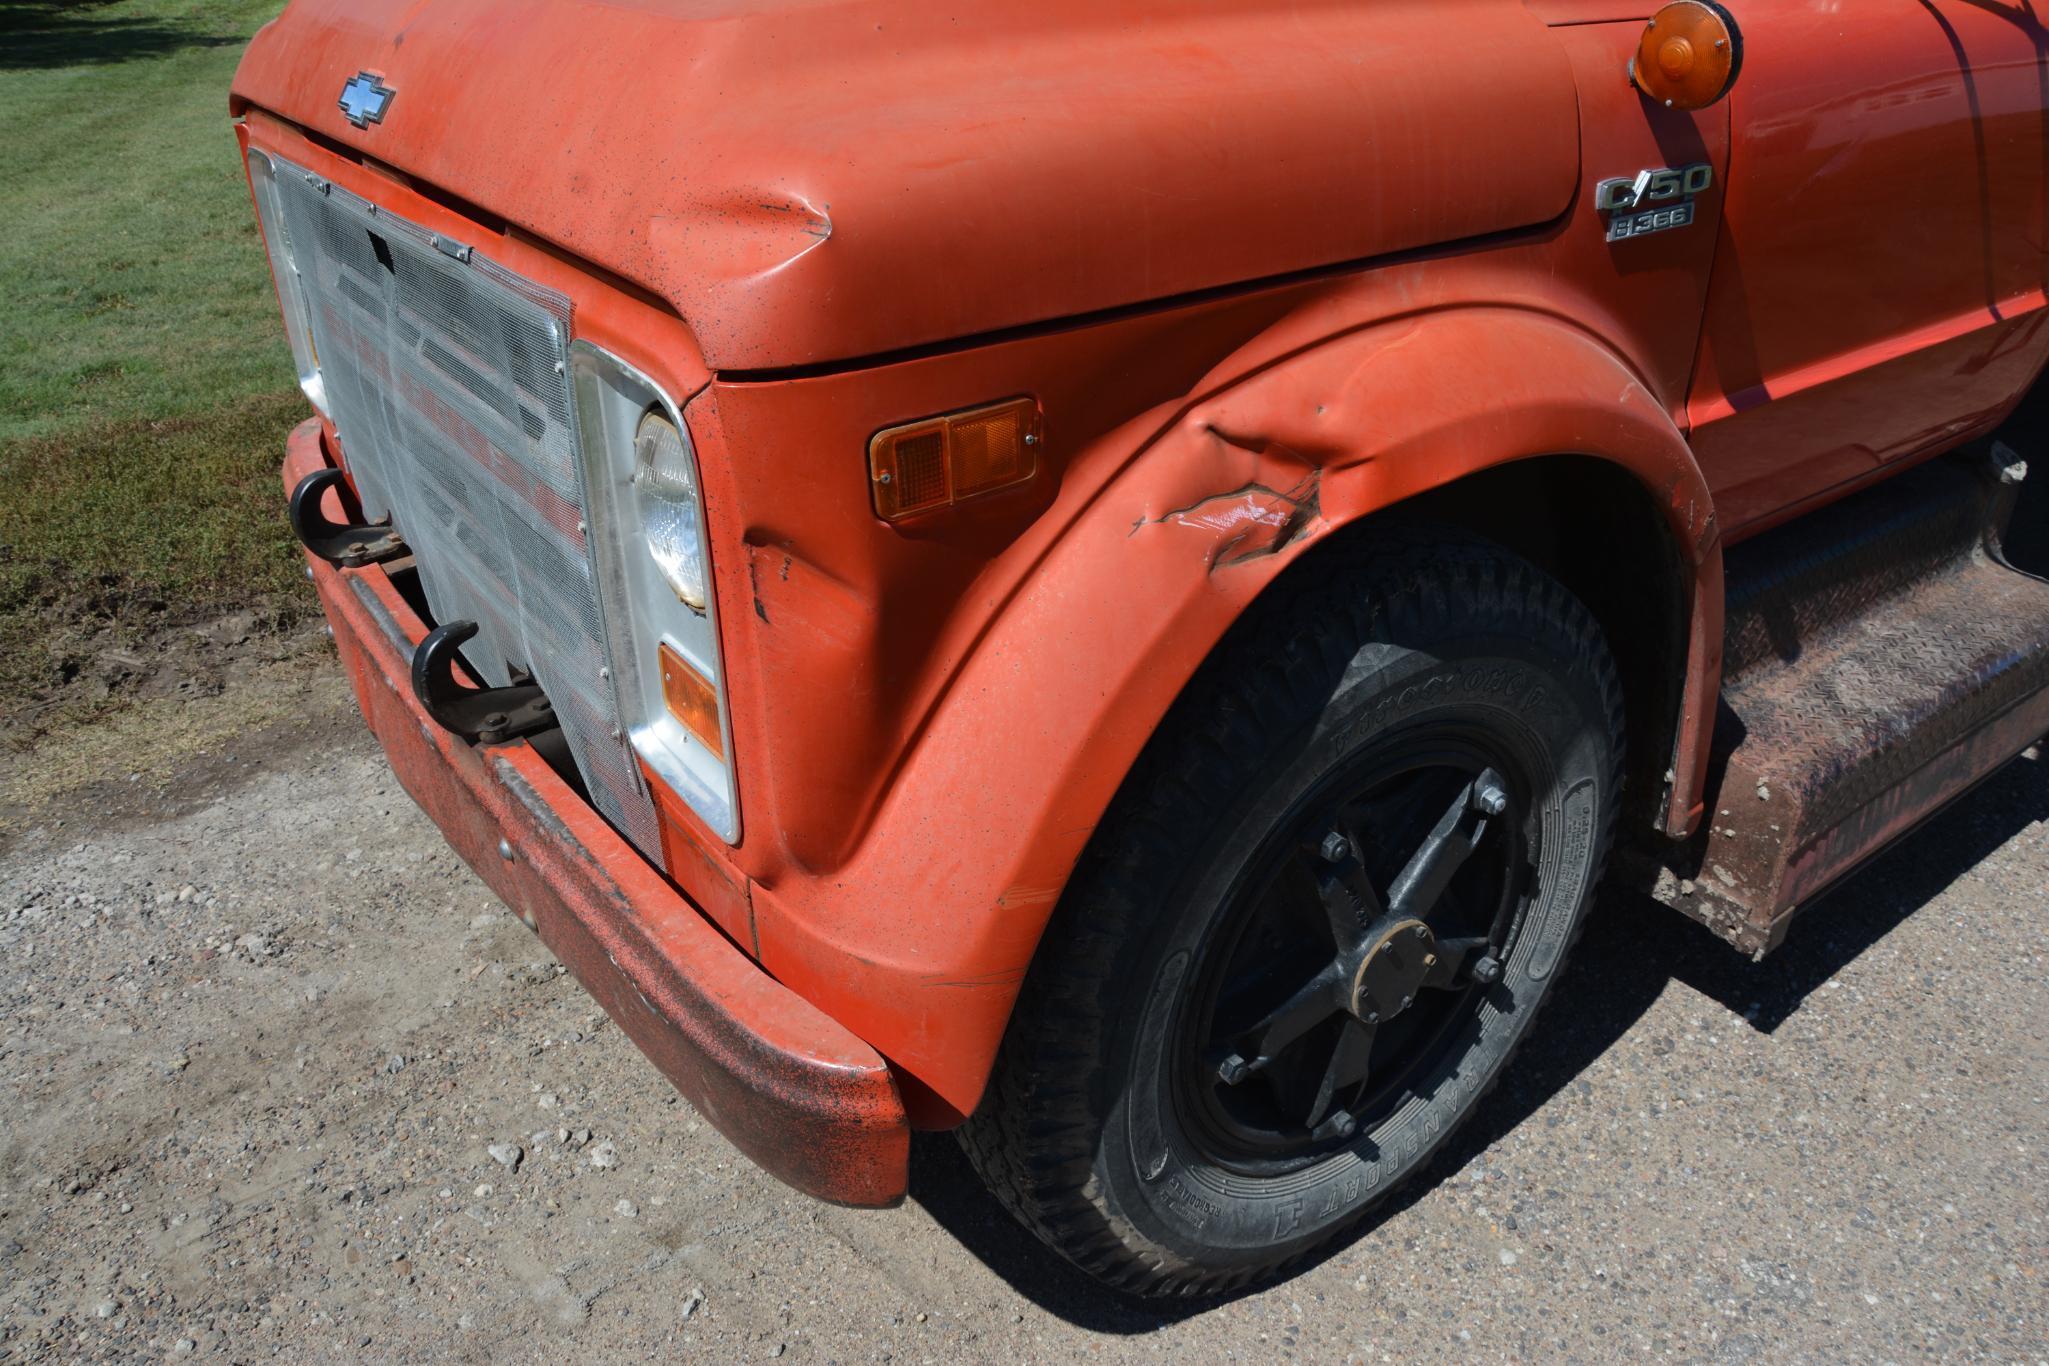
[[284, 420, 910, 1207]]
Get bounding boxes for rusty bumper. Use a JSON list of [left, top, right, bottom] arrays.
[[284, 421, 909, 1207]]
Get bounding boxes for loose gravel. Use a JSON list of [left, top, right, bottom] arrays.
[[0, 707, 2043, 1360]]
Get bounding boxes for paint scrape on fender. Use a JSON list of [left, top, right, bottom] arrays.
[[1136, 471, 1322, 571]]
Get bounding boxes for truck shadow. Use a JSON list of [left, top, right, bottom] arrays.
[[905, 746, 2049, 1331]]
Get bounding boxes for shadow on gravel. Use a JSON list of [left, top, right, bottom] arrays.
[[907, 1134, 1219, 1332], [907, 747, 2049, 1330], [1668, 747, 2049, 1032]]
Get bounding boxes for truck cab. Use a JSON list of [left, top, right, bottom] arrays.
[[233, 0, 2049, 1292]]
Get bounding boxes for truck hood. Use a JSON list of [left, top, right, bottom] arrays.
[[233, 0, 1580, 372]]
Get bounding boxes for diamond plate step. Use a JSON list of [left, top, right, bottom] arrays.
[[1649, 452, 2049, 956]]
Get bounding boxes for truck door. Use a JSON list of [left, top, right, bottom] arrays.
[[1686, 1, 2049, 535]]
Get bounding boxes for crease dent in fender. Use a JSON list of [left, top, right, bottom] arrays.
[[839, 302, 1671, 835], [1131, 468, 1323, 571]]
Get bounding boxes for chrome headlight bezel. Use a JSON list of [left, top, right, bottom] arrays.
[[570, 342, 737, 844], [243, 149, 329, 416]]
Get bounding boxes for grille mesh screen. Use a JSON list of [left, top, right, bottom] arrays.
[[266, 158, 661, 858]]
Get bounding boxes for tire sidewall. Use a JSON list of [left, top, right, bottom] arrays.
[[1094, 624, 1614, 1280]]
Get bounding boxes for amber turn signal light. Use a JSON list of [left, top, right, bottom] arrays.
[[658, 641, 723, 760], [1631, 1, 1741, 112], [869, 397, 1042, 522]]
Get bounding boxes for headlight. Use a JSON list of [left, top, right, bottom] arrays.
[[572, 344, 737, 843], [244, 150, 327, 415], [633, 411, 708, 611]]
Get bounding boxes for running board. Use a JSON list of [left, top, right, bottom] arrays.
[[1639, 447, 2049, 957]]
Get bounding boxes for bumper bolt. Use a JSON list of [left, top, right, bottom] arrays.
[[497, 839, 515, 862]]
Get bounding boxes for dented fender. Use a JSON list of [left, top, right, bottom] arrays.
[[742, 306, 1723, 1124]]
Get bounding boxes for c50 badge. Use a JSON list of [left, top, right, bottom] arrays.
[[1597, 163, 1712, 242]]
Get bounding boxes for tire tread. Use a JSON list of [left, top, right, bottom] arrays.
[[958, 528, 1625, 1296]]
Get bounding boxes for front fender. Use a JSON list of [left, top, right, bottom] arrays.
[[747, 306, 1722, 1123]]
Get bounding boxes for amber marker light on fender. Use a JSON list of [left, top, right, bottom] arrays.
[[1630, 1, 1742, 111], [659, 641, 723, 760], [868, 396, 1043, 521]]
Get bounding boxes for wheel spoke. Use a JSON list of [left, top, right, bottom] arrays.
[[1216, 958, 1346, 1081], [1385, 768, 1508, 920], [1309, 830, 1386, 950], [1305, 1018, 1376, 1133]]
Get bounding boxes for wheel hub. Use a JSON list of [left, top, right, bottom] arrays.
[[1346, 919, 1436, 1025]]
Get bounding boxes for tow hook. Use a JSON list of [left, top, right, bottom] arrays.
[[289, 468, 407, 568], [410, 620, 557, 745]]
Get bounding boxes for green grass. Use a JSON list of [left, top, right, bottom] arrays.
[[0, 0, 305, 734], [1, 0, 293, 439], [0, 392, 312, 714]]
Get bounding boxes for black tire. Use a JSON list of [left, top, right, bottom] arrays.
[[957, 528, 1625, 1296]]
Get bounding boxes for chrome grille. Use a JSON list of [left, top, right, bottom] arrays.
[[265, 156, 661, 858]]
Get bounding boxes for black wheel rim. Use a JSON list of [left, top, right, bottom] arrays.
[[1174, 723, 1535, 1175]]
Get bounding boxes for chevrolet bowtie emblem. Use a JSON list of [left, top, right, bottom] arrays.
[[338, 71, 395, 129]]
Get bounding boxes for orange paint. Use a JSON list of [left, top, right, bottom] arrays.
[[236, 1, 2049, 1183]]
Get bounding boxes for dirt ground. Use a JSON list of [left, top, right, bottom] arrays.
[[1, 661, 2044, 1362]]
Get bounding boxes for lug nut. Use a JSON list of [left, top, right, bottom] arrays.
[[1332, 1113, 1357, 1139], [1472, 955, 1504, 985], [1474, 785, 1508, 816], [1319, 831, 1352, 863], [1217, 1055, 1249, 1085]]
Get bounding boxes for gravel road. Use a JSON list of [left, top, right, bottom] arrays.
[[1, 682, 2045, 1362]]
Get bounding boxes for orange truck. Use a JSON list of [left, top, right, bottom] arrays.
[[233, 0, 2049, 1293]]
